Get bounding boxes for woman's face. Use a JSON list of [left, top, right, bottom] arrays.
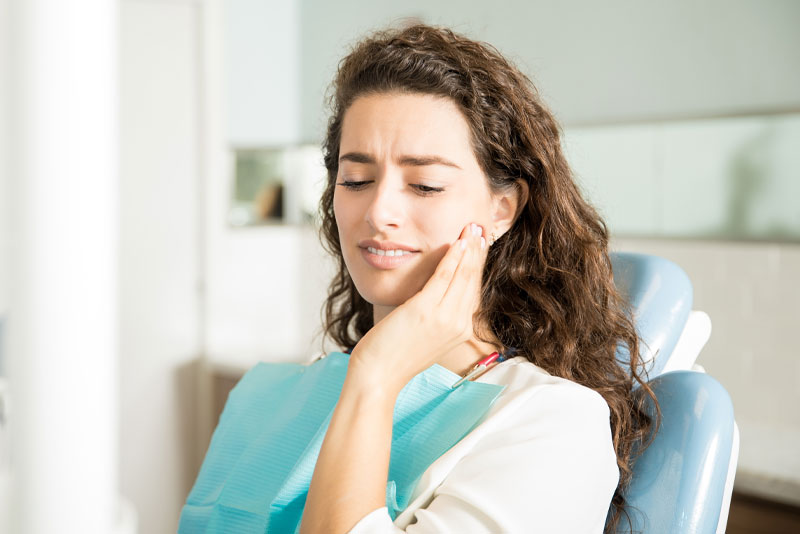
[[333, 92, 496, 314]]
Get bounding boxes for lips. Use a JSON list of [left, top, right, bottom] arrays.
[[355, 238, 421, 270], [357, 239, 419, 252]]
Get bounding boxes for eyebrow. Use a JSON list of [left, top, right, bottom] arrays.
[[339, 151, 462, 170]]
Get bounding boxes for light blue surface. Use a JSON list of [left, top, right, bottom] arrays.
[[618, 371, 735, 534], [609, 252, 737, 533], [611, 252, 693, 378], [179, 352, 506, 533]]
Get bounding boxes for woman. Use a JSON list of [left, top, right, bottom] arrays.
[[302, 23, 657, 534]]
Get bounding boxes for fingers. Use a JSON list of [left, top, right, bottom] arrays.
[[442, 223, 488, 310], [416, 224, 471, 304], [416, 222, 488, 316]]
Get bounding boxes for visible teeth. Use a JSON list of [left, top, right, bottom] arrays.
[[367, 246, 412, 256]]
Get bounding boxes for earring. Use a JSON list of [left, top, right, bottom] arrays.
[[489, 232, 498, 246]]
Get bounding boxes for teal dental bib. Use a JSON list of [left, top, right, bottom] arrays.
[[178, 352, 506, 533]]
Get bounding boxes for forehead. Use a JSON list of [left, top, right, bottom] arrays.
[[339, 92, 477, 163]]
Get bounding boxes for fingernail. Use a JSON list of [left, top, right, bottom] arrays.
[[480, 237, 486, 249], [471, 223, 481, 236], [460, 239, 467, 249]]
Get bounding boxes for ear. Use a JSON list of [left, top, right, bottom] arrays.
[[490, 179, 529, 237]]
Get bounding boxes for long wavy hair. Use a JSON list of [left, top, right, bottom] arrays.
[[316, 23, 658, 533]]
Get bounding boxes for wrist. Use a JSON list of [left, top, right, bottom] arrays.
[[345, 352, 404, 402], [341, 370, 400, 412]]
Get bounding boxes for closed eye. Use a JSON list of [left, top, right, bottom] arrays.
[[336, 181, 445, 196], [412, 184, 445, 196], [336, 180, 371, 190]]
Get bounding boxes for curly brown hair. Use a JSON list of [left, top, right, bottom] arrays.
[[316, 23, 658, 533]]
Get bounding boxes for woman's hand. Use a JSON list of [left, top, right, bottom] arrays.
[[346, 222, 489, 397]]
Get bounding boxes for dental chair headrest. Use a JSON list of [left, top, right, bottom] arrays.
[[611, 252, 693, 379]]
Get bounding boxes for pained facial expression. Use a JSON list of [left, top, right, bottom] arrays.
[[333, 92, 496, 310]]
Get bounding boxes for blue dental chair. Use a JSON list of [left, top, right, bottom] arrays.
[[609, 252, 738, 534]]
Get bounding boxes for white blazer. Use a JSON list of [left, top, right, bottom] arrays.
[[345, 355, 620, 533]]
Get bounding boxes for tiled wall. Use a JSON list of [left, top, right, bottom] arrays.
[[614, 237, 800, 504]]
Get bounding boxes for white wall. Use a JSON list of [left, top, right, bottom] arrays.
[[4, 1, 119, 532], [0, 0, 8, 513], [119, 1, 203, 532], [564, 113, 800, 240], [223, 0, 301, 146], [298, 0, 800, 141], [0, 0, 9, 323]]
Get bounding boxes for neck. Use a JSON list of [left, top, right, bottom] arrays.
[[372, 304, 503, 377]]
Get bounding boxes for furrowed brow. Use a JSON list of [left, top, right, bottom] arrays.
[[338, 152, 375, 165], [398, 155, 462, 170], [338, 151, 461, 170]]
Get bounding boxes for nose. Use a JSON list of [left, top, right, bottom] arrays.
[[364, 173, 404, 232]]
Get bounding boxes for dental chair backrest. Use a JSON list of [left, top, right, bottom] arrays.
[[608, 252, 738, 534]]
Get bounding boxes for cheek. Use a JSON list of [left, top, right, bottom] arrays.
[[412, 198, 483, 246], [332, 194, 352, 262], [332, 192, 351, 236], [409, 203, 467, 283]]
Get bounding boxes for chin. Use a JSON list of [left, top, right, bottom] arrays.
[[359, 288, 414, 308], [354, 278, 419, 308]]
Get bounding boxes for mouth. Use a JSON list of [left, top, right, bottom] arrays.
[[363, 246, 415, 257], [359, 246, 420, 270]]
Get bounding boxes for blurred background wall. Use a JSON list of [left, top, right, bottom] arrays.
[[118, 1, 204, 531], [1, 1, 798, 533], [0, 0, 8, 325]]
